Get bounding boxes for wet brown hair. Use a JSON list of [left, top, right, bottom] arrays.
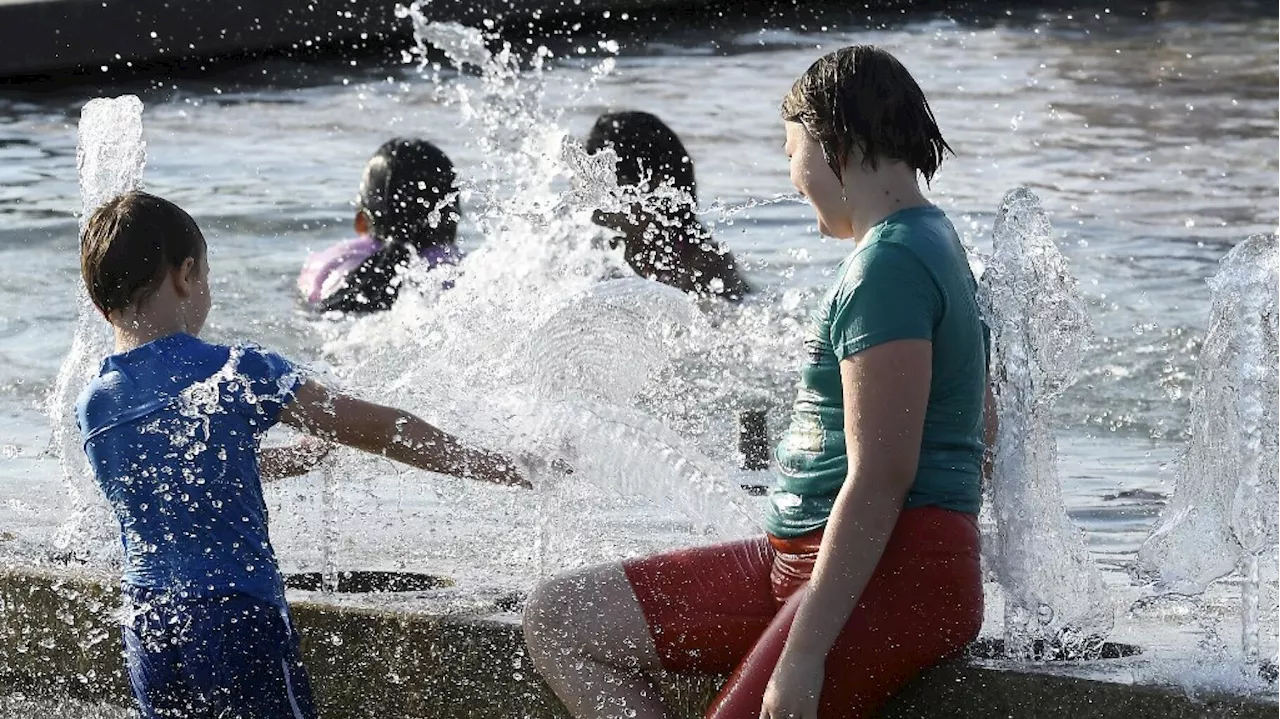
[[80, 191, 206, 317], [781, 45, 953, 183]]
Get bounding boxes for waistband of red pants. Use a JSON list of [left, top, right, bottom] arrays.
[[767, 505, 979, 557]]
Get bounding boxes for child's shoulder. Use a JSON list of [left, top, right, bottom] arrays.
[[75, 336, 297, 438], [866, 206, 964, 268], [225, 340, 293, 370], [155, 334, 288, 369], [169, 338, 298, 392], [75, 335, 227, 437], [875, 205, 953, 244]]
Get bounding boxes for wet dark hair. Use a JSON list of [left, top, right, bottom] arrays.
[[584, 111, 749, 301], [781, 45, 952, 183], [586, 111, 697, 203], [358, 137, 458, 253], [81, 191, 206, 317]]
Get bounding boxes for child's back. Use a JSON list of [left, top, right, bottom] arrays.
[[78, 334, 299, 607]]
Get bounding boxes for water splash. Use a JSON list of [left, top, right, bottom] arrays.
[[48, 97, 147, 563], [77, 98, 147, 212], [398, 14, 492, 70], [527, 278, 704, 404], [700, 193, 807, 225], [525, 395, 758, 577], [979, 187, 1113, 659], [319, 452, 345, 594], [308, 8, 757, 580], [1135, 233, 1278, 665]]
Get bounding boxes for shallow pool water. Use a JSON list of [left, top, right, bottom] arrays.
[[0, 0, 1275, 688]]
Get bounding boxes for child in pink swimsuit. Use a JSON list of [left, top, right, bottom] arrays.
[[298, 138, 461, 314]]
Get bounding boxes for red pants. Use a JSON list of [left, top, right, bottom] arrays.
[[622, 506, 982, 718]]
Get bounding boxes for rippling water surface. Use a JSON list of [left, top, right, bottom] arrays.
[[0, 2, 1274, 584]]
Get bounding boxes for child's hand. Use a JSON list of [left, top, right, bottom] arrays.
[[495, 459, 533, 489], [511, 451, 575, 487], [463, 450, 574, 490], [295, 435, 333, 464], [260, 436, 334, 481], [462, 453, 531, 489]]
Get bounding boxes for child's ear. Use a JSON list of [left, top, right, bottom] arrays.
[[354, 210, 370, 236], [173, 257, 198, 297]]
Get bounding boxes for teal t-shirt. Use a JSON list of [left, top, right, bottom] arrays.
[[763, 205, 987, 539]]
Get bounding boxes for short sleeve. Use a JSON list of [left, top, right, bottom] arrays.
[[231, 344, 304, 429], [829, 242, 941, 360]]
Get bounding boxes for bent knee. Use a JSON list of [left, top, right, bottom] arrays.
[[523, 579, 563, 634], [523, 565, 634, 653], [523, 576, 579, 651]]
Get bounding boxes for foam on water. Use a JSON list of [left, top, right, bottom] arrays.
[[48, 96, 147, 564], [980, 187, 1114, 659], [1135, 233, 1279, 664]]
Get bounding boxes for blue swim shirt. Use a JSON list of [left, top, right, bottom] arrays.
[[76, 333, 303, 607]]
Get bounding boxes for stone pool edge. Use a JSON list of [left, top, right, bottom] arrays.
[[0, 565, 1271, 718]]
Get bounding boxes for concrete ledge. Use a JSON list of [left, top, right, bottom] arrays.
[[0, 565, 1273, 718], [888, 662, 1273, 719]]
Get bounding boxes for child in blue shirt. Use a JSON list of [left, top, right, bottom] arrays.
[[76, 191, 529, 719]]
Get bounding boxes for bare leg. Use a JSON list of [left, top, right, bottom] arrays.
[[524, 563, 669, 719]]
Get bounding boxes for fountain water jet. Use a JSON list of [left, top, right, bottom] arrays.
[[47, 96, 146, 566], [1135, 233, 1279, 670], [980, 187, 1115, 660]]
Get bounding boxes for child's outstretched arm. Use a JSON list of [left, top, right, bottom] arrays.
[[278, 381, 529, 488]]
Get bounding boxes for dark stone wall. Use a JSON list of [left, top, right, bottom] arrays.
[[0, 0, 688, 79]]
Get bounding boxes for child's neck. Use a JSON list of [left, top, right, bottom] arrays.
[[845, 164, 930, 244], [111, 313, 192, 353]]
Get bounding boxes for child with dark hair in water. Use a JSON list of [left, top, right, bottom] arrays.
[[81, 191, 531, 719], [585, 111, 749, 301], [298, 137, 462, 314]]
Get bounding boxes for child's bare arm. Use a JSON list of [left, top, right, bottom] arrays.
[[260, 436, 332, 481], [277, 381, 529, 488]]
